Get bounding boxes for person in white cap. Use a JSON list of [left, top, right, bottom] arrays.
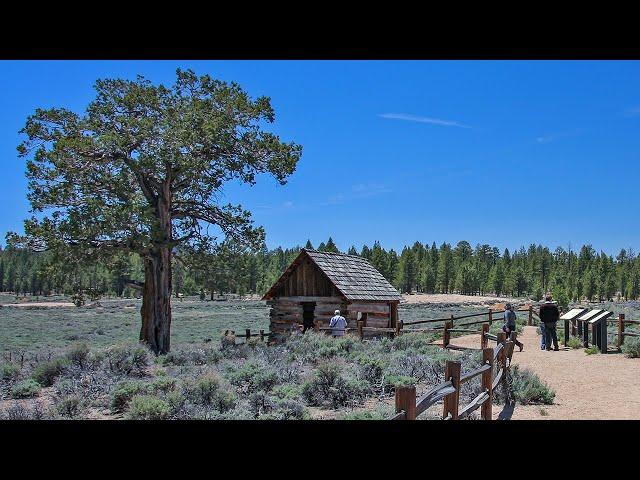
[[329, 309, 347, 337]]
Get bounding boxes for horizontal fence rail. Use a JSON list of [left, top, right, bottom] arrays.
[[222, 329, 271, 344]]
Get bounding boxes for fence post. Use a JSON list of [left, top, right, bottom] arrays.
[[488, 308, 493, 325], [564, 318, 570, 346], [443, 360, 461, 420], [357, 320, 364, 340], [314, 320, 320, 332], [618, 314, 625, 349], [528, 305, 533, 326], [260, 329, 265, 342], [395, 320, 403, 337], [496, 332, 507, 372], [481, 323, 489, 349], [443, 318, 453, 348], [395, 386, 416, 420], [246, 328, 251, 341], [481, 347, 493, 420]]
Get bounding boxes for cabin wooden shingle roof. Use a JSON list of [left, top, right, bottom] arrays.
[[262, 248, 402, 302]]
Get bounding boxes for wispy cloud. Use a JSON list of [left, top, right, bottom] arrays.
[[379, 113, 470, 128], [536, 129, 583, 144], [320, 183, 392, 206], [536, 134, 556, 144], [624, 106, 640, 117]]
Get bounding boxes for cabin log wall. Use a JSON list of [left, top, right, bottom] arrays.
[[268, 297, 392, 340]]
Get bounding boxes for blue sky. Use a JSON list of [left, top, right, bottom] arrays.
[[1, 60, 640, 254]]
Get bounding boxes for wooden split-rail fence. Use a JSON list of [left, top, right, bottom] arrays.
[[222, 328, 271, 344], [308, 306, 536, 345], [390, 331, 517, 420]]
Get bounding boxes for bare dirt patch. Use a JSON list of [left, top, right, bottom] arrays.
[[402, 293, 526, 310], [1, 302, 75, 308], [451, 326, 640, 420]]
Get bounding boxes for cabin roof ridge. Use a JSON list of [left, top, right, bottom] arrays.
[[263, 248, 402, 301]]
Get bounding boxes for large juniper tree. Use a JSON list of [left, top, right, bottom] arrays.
[[14, 69, 302, 354]]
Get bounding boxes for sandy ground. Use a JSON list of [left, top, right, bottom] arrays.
[[402, 293, 526, 308], [0, 302, 76, 308], [451, 326, 640, 420]]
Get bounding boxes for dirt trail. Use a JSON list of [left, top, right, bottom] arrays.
[[450, 326, 640, 420], [0, 302, 75, 308]]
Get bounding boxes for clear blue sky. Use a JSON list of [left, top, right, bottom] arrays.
[[1, 60, 640, 255]]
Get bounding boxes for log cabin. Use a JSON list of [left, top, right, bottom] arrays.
[[262, 248, 402, 341]]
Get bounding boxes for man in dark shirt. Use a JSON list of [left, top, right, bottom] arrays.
[[539, 294, 560, 351]]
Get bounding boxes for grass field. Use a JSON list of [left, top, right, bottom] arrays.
[[0, 293, 498, 355]]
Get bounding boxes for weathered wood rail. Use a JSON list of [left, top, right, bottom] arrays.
[[308, 306, 535, 349], [390, 332, 516, 420], [609, 314, 640, 349], [222, 328, 271, 344]]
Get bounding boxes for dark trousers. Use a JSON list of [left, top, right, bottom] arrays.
[[504, 327, 523, 349], [544, 322, 559, 350]]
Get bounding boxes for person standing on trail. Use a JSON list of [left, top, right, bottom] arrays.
[[329, 309, 347, 338], [539, 293, 560, 351], [503, 303, 524, 352]]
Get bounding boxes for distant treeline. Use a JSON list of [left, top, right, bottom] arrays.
[[1, 237, 640, 306]]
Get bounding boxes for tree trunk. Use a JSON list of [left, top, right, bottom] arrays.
[[140, 247, 172, 354], [139, 184, 173, 355]]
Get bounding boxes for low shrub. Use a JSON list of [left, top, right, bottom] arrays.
[[566, 336, 583, 349], [272, 383, 302, 400], [384, 374, 415, 392], [127, 395, 171, 420], [386, 350, 440, 385], [110, 380, 148, 412], [341, 409, 387, 420], [508, 366, 555, 405], [67, 343, 90, 369], [256, 397, 309, 420], [227, 361, 278, 393], [269, 398, 309, 420], [356, 355, 386, 385], [106, 344, 149, 376], [32, 358, 68, 387], [56, 395, 81, 418], [184, 372, 236, 411], [335, 335, 361, 355], [584, 346, 599, 355], [1, 401, 49, 420], [301, 362, 369, 409], [1, 362, 21, 381], [622, 337, 640, 358], [392, 333, 436, 353], [166, 390, 186, 414], [149, 376, 176, 394], [11, 379, 42, 399]]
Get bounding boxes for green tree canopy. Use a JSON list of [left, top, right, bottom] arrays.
[[13, 69, 302, 353]]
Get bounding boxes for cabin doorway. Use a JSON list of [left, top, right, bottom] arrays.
[[301, 302, 316, 332]]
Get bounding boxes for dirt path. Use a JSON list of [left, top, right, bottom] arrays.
[[0, 302, 75, 308], [450, 326, 640, 420]]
